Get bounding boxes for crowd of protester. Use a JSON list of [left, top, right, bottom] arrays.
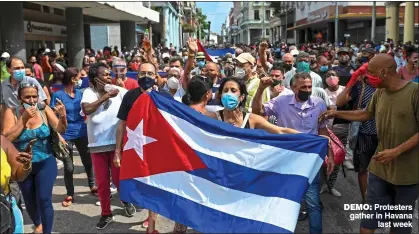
[[0, 36, 418, 234]]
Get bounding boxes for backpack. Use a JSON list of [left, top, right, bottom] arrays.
[[0, 187, 15, 234]]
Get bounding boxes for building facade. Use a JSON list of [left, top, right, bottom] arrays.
[[0, 1, 159, 68]]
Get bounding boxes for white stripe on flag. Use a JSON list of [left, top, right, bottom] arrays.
[[159, 109, 324, 183], [135, 171, 300, 232]]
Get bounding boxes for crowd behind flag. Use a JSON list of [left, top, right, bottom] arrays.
[[119, 91, 328, 233]]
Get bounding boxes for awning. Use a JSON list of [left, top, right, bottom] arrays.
[[37, 1, 159, 24], [287, 13, 386, 31]]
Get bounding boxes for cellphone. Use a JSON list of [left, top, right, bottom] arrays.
[[24, 139, 37, 152], [271, 79, 282, 87]]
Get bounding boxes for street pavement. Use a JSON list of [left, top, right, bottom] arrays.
[[23, 156, 418, 233]]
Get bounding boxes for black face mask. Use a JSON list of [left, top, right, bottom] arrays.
[[297, 90, 311, 102], [138, 76, 156, 90], [271, 79, 282, 87], [282, 63, 293, 72]]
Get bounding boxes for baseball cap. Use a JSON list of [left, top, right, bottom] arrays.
[[337, 47, 350, 54], [196, 52, 206, 59], [235, 53, 256, 66], [290, 50, 299, 56], [1, 52, 10, 59], [362, 47, 376, 54]]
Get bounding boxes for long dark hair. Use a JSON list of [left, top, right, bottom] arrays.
[[62, 67, 79, 86], [217, 77, 248, 108], [182, 75, 213, 106]]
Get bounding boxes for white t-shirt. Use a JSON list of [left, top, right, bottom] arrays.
[[325, 85, 345, 126], [80, 86, 127, 148]]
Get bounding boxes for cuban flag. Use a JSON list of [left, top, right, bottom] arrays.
[[119, 91, 328, 233]]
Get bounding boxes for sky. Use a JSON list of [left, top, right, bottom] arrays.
[[196, 2, 233, 35]]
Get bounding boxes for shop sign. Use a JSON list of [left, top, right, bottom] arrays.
[[24, 21, 66, 36], [308, 10, 328, 23], [344, 34, 351, 37]]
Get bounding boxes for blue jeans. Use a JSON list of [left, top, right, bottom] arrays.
[[304, 171, 322, 234], [18, 156, 57, 234], [8, 196, 24, 234]]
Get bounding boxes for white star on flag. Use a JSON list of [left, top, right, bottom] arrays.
[[123, 120, 157, 160]]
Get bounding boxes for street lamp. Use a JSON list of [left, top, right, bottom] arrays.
[[208, 21, 211, 45]]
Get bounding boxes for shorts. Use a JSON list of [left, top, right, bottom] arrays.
[[360, 173, 419, 234], [353, 133, 378, 173]]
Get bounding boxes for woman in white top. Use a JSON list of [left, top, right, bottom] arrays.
[[322, 69, 346, 197], [80, 63, 135, 230]]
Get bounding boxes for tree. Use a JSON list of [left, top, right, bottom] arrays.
[[195, 9, 209, 40]]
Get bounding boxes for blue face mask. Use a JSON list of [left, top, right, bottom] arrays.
[[197, 61, 206, 69], [361, 56, 369, 64], [221, 93, 239, 110], [320, 65, 329, 72], [296, 61, 310, 73], [13, 69, 25, 82], [22, 102, 38, 110], [138, 76, 156, 90]]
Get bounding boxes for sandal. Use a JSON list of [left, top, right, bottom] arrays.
[[62, 196, 73, 207], [90, 187, 98, 196]]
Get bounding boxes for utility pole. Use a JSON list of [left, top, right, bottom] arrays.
[[371, 1, 376, 43], [285, 11, 288, 44], [262, 2, 265, 40], [334, 1, 339, 45]]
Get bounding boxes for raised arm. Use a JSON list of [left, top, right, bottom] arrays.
[[45, 99, 67, 134], [251, 77, 273, 116], [183, 37, 198, 89], [258, 41, 270, 72], [2, 107, 35, 141]]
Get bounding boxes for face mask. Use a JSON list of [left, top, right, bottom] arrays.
[[235, 67, 246, 79], [167, 76, 179, 90], [297, 90, 311, 102], [366, 74, 383, 88], [282, 63, 292, 71], [131, 63, 139, 71], [13, 69, 25, 82], [183, 56, 188, 62], [326, 76, 339, 87], [361, 56, 369, 64], [22, 102, 37, 110], [138, 76, 156, 90], [296, 61, 310, 73], [104, 84, 119, 93], [320, 65, 329, 72], [221, 93, 240, 110], [339, 55, 350, 64], [75, 79, 83, 88], [197, 61, 205, 69]]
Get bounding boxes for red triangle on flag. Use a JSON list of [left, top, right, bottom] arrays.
[[120, 93, 207, 180], [197, 40, 213, 62]]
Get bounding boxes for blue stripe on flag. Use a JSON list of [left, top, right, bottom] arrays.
[[148, 91, 328, 158], [120, 179, 293, 233], [189, 150, 309, 203]]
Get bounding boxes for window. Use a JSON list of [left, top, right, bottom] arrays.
[[266, 10, 270, 19], [42, 5, 50, 13], [254, 10, 260, 20], [266, 29, 269, 35], [53, 8, 64, 16], [23, 2, 42, 11]]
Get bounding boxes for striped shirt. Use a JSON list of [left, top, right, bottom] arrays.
[[351, 81, 377, 135]]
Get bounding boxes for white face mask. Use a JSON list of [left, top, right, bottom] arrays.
[[75, 79, 83, 88], [167, 76, 180, 90], [104, 84, 119, 92], [235, 67, 246, 79]]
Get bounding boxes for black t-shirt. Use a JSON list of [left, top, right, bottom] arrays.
[[117, 87, 173, 121]]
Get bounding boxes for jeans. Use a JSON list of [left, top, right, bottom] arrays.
[[63, 136, 95, 196], [304, 171, 322, 234], [91, 151, 120, 216], [18, 156, 58, 234]]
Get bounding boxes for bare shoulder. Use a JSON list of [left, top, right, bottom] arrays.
[[204, 111, 218, 120]]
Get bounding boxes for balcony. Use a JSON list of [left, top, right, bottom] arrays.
[[253, 2, 270, 7]]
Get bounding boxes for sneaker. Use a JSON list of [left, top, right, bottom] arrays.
[[110, 183, 117, 194], [343, 160, 354, 170], [122, 202, 136, 217], [331, 188, 342, 197], [320, 184, 328, 194], [142, 218, 149, 228], [95, 194, 114, 206], [96, 215, 114, 230]]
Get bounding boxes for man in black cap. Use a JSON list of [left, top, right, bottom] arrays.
[[332, 47, 357, 86]]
